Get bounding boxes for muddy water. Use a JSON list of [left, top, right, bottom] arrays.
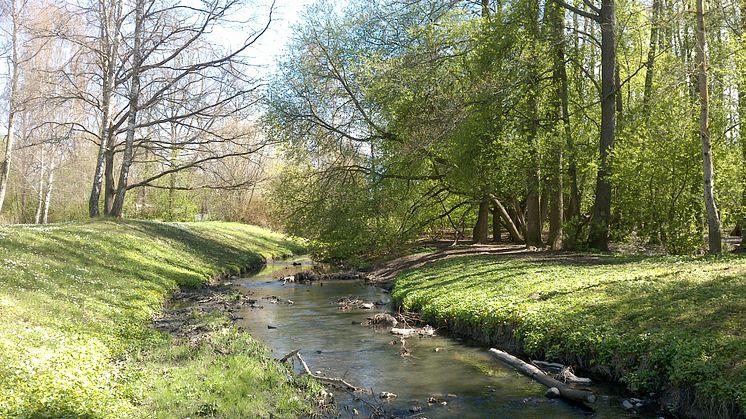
[[237, 258, 635, 418]]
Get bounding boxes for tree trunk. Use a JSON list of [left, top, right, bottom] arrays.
[[492, 197, 524, 244], [42, 157, 55, 224], [35, 150, 45, 224], [738, 0, 746, 250], [642, 0, 661, 113], [111, 0, 144, 218], [492, 204, 501, 242], [548, 0, 565, 250], [89, 0, 121, 217], [0, 0, 20, 214], [587, 0, 616, 251], [473, 197, 490, 243], [525, 0, 542, 247], [694, 0, 722, 254]]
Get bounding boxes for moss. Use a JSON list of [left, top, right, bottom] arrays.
[[0, 220, 320, 418], [391, 253, 746, 417]]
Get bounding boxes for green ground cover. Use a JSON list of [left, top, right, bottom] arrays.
[[392, 253, 746, 417], [0, 220, 321, 418]]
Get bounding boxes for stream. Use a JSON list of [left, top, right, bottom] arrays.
[[236, 257, 641, 418]]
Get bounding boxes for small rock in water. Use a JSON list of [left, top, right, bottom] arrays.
[[379, 391, 397, 399], [409, 406, 422, 413], [351, 408, 359, 416], [267, 325, 277, 329], [286, 299, 294, 305], [360, 303, 374, 309], [622, 400, 635, 410], [434, 347, 442, 352]]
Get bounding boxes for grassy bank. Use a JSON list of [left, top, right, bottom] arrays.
[[391, 252, 746, 417], [0, 220, 322, 418]]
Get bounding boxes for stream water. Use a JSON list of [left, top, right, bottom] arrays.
[[236, 257, 640, 418]]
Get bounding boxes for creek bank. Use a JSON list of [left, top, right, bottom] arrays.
[[382, 248, 746, 419], [0, 221, 323, 418]]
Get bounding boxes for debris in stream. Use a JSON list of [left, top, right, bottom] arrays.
[[262, 295, 294, 305], [532, 360, 592, 385], [295, 270, 365, 283], [379, 392, 397, 400], [398, 338, 410, 357], [364, 313, 398, 327], [391, 325, 436, 337], [336, 296, 377, 310]]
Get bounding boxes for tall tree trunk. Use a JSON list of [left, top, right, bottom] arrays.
[[89, 0, 121, 217], [695, 0, 722, 254], [473, 197, 490, 243], [738, 0, 746, 250], [0, 0, 20, 214], [525, 0, 543, 247], [548, 0, 566, 250], [643, 0, 661, 112], [587, 0, 617, 251], [111, 0, 143, 218]]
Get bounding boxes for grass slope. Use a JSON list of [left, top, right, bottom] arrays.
[[392, 253, 746, 417], [0, 220, 321, 418]]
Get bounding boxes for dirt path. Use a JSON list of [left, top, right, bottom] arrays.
[[366, 243, 529, 286]]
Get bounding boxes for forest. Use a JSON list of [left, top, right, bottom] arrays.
[[267, 0, 746, 259]]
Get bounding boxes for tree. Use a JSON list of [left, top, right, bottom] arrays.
[[695, 0, 722, 254], [0, 0, 23, 213], [556, 0, 617, 251]]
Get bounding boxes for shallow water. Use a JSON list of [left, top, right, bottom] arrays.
[[237, 258, 639, 418]]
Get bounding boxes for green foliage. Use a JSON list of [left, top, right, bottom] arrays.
[[392, 253, 746, 416], [267, 0, 745, 257], [0, 221, 318, 417]]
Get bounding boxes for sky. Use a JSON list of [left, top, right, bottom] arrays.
[[215, 0, 322, 74]]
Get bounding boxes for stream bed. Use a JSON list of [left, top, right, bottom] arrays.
[[236, 257, 642, 418]]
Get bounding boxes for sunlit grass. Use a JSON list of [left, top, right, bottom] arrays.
[[0, 220, 319, 418], [392, 253, 746, 415]]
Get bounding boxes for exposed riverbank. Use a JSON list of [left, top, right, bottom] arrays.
[[0, 221, 323, 418], [377, 246, 745, 418]]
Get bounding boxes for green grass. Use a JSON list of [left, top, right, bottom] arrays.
[[0, 220, 322, 418], [392, 253, 746, 417]]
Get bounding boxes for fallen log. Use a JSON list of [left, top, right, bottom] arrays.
[[533, 360, 593, 385], [488, 348, 596, 404]]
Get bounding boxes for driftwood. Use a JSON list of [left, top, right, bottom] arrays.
[[533, 361, 592, 385], [281, 349, 360, 392], [488, 348, 596, 404], [391, 325, 435, 337]]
